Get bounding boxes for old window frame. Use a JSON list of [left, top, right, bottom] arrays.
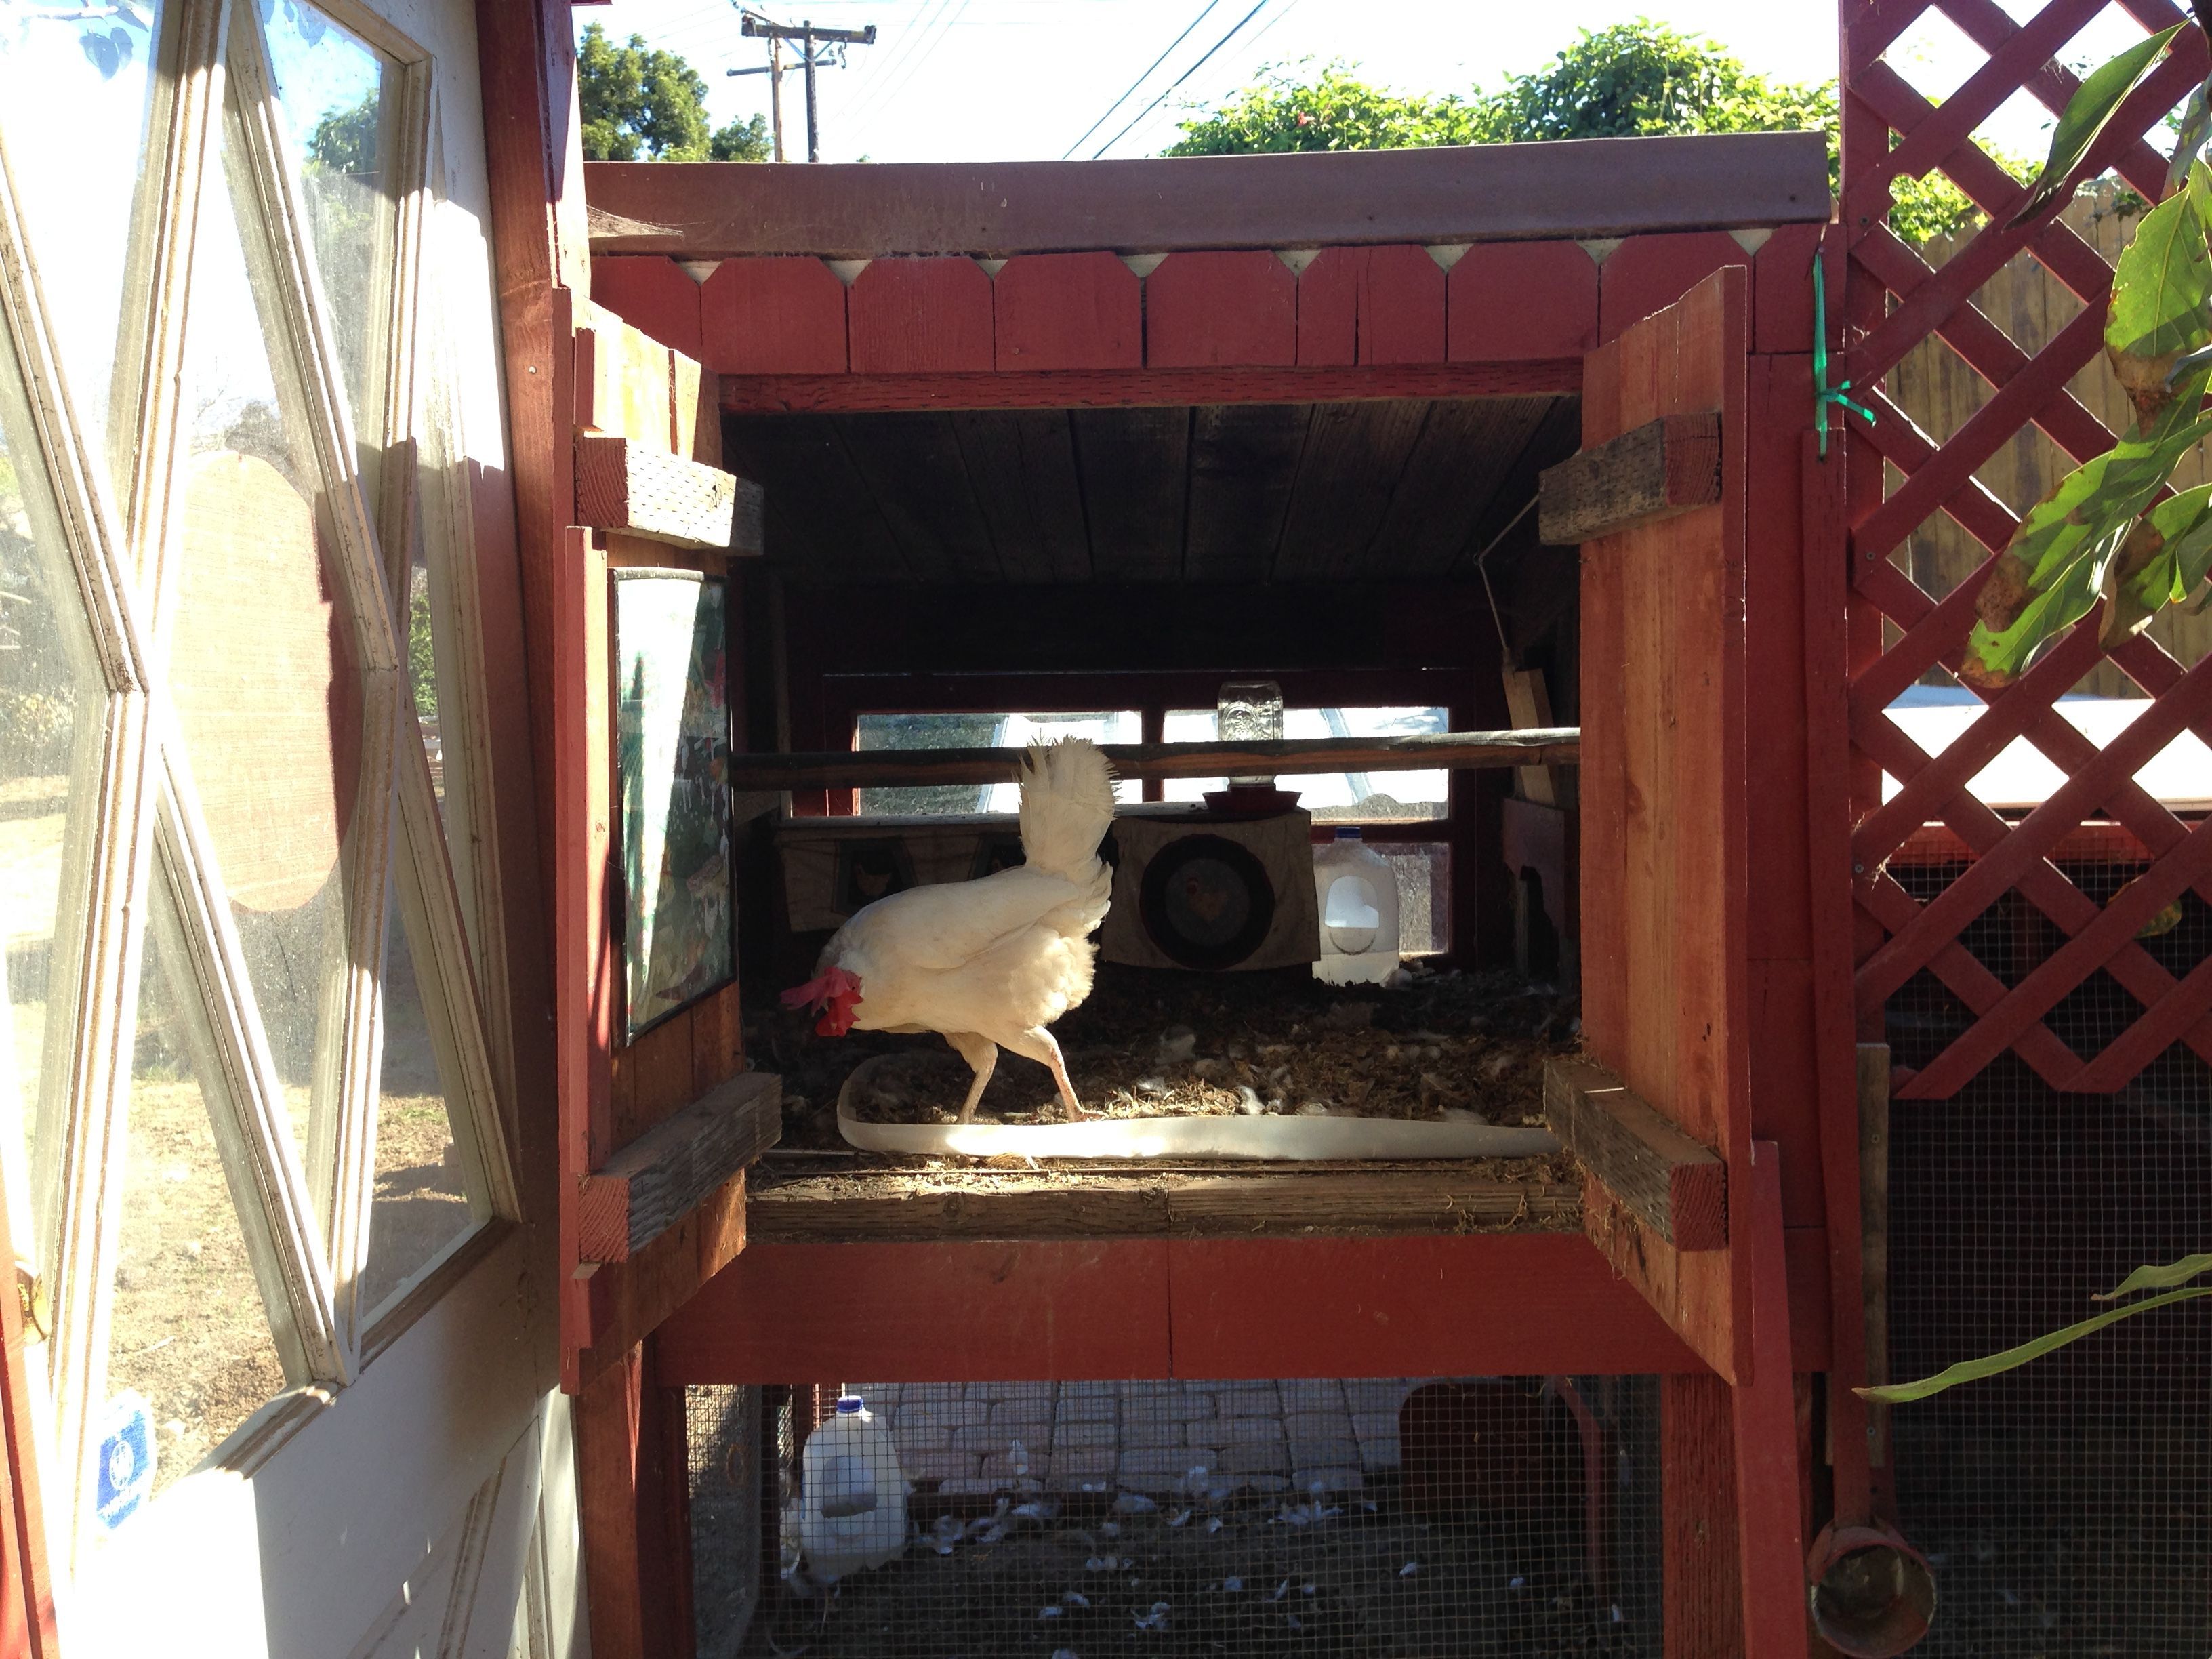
[[0, 0, 522, 1565]]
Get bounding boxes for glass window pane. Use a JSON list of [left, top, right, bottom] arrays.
[[170, 102, 373, 1242], [0, 1, 161, 480], [359, 875, 478, 1319], [853, 712, 1142, 815], [1163, 706, 1450, 821], [256, 0, 398, 485], [0, 313, 108, 1271], [105, 870, 295, 1504]]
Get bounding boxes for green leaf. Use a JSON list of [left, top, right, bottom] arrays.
[[2104, 482, 2212, 642], [2105, 169, 2212, 424], [1857, 1286, 2212, 1404], [2008, 24, 2186, 229], [2096, 1250, 2212, 1300], [2107, 179, 2212, 363], [1961, 413, 2212, 685]]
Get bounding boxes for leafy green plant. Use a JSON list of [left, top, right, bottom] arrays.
[[1861, 1254, 2212, 1404], [1959, 22, 2212, 687]]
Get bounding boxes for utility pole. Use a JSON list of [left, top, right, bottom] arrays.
[[736, 14, 875, 161], [726, 30, 787, 159]]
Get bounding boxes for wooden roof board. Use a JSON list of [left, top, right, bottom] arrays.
[[586, 132, 1830, 260], [731, 394, 1574, 586]]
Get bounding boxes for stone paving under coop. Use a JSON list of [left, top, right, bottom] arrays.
[[842, 1379, 1428, 1499]]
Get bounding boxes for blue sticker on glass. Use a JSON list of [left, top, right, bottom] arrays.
[[94, 1391, 157, 1532]]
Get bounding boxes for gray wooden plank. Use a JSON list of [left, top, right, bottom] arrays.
[[1271, 398, 1432, 582], [1184, 403, 1309, 583], [1071, 405, 1191, 581], [834, 411, 1003, 583], [948, 409, 1091, 583]]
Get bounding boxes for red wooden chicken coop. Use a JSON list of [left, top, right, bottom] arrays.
[[476, 5, 2212, 1654]]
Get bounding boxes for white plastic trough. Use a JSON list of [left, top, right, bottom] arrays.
[[834, 1053, 1561, 1161]]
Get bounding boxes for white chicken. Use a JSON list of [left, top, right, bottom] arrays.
[[782, 739, 1117, 1121]]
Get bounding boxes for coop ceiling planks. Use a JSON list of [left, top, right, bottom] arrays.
[[1070, 405, 1190, 581], [1183, 403, 1309, 583], [1272, 399, 1434, 581], [729, 396, 1578, 586]]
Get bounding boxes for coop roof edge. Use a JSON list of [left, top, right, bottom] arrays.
[[584, 131, 1832, 261]]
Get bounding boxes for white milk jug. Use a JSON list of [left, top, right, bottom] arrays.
[[1312, 827, 1401, 985], [800, 1394, 907, 1580]]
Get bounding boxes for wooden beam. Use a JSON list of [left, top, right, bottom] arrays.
[[579, 1071, 781, 1263], [722, 361, 1580, 412], [573, 432, 752, 552], [746, 1160, 1580, 1244], [582, 133, 1832, 259], [1545, 1059, 1727, 1251], [655, 1233, 1706, 1384], [1538, 411, 1722, 544], [728, 728, 1580, 790]]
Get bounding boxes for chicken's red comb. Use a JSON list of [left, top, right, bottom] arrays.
[[781, 965, 861, 1012]]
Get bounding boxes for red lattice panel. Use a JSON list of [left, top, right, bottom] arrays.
[[1841, 0, 2212, 1099]]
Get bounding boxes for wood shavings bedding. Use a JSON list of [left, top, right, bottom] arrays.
[[747, 964, 1579, 1151]]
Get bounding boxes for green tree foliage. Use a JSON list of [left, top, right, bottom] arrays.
[[1469, 20, 1832, 143], [1164, 61, 1479, 155], [1166, 22, 2024, 243], [578, 22, 769, 163]]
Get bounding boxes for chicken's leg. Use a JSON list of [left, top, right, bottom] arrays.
[[943, 1031, 998, 1123], [1003, 1026, 1087, 1121]]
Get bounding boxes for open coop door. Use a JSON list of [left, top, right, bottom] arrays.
[[1540, 266, 1811, 1658]]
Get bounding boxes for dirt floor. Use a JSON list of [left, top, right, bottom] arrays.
[[105, 1031, 470, 1494], [748, 963, 1580, 1151], [742, 1474, 1638, 1659]]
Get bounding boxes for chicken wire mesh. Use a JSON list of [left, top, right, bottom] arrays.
[[1883, 858, 2212, 1656], [688, 1385, 765, 1659], [689, 1375, 1662, 1658]]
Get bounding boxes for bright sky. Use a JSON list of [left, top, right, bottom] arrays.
[[577, 0, 2163, 167]]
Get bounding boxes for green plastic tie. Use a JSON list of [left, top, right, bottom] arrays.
[[1813, 251, 1875, 459]]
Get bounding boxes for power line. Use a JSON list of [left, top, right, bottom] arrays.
[[1108, 0, 1311, 157], [1090, 0, 1270, 159], [844, 0, 949, 107], [1061, 0, 1222, 160], [860, 0, 970, 125]]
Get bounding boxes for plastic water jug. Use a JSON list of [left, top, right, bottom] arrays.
[[800, 1395, 907, 1580], [1312, 828, 1401, 985]]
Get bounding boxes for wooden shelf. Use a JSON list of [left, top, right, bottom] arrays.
[[727, 728, 1580, 791], [745, 1156, 1581, 1244]]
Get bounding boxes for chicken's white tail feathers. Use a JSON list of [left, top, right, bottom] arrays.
[[1017, 739, 1116, 884]]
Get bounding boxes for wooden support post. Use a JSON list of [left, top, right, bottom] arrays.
[[1662, 1372, 1742, 1659], [1502, 666, 1560, 806], [1732, 1142, 1811, 1659], [1858, 1043, 1892, 1515], [1538, 411, 1723, 544], [575, 1346, 649, 1659], [575, 1341, 694, 1659]]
